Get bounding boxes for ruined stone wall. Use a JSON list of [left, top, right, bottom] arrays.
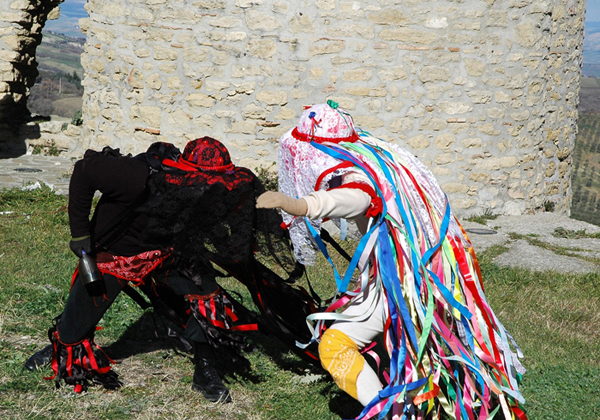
[[79, 0, 584, 216], [0, 0, 63, 128]]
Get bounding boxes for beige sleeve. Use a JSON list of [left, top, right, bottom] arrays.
[[304, 188, 371, 220]]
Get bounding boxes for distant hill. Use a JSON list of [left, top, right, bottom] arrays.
[[579, 77, 600, 113], [37, 31, 84, 77], [573, 74, 600, 226], [28, 31, 84, 118], [571, 112, 600, 226]]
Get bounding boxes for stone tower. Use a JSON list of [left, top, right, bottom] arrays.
[[0, 0, 588, 217]]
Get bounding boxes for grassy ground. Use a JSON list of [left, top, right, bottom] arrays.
[[0, 186, 599, 419]]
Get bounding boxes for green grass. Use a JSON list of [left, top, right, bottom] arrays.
[[552, 226, 600, 239], [1, 186, 599, 419], [465, 209, 498, 225]]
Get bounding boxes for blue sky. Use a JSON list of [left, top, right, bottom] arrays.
[[43, 0, 87, 38], [588, 1, 600, 22], [45, 0, 600, 39]]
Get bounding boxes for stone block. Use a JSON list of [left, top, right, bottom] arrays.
[[545, 161, 556, 177], [246, 39, 277, 59], [426, 17, 449, 29], [388, 118, 413, 133], [209, 16, 242, 28], [212, 51, 230, 66], [184, 46, 210, 63], [167, 109, 192, 126], [467, 90, 493, 104], [316, 0, 335, 10], [135, 48, 151, 58], [137, 106, 162, 128], [461, 137, 482, 148], [236, 0, 263, 7], [342, 68, 373, 82], [127, 69, 144, 89], [470, 172, 489, 182], [327, 23, 375, 39], [256, 90, 287, 105], [309, 41, 346, 56], [419, 66, 451, 83], [419, 117, 447, 131], [159, 62, 178, 74], [464, 58, 485, 77], [99, 2, 129, 18], [380, 28, 436, 44], [434, 133, 455, 150], [558, 161, 569, 178], [438, 101, 472, 115], [342, 87, 386, 97], [487, 107, 505, 119], [275, 107, 296, 120], [290, 15, 315, 33], [435, 153, 456, 165], [511, 109, 530, 122], [154, 45, 178, 61], [378, 67, 408, 81], [442, 182, 469, 194], [515, 20, 542, 48], [353, 115, 383, 129], [225, 120, 256, 134], [186, 93, 215, 108], [0, 49, 19, 62], [245, 11, 283, 31], [477, 123, 501, 136], [368, 9, 410, 25], [407, 134, 429, 149], [193, 114, 217, 130], [167, 76, 183, 90], [242, 103, 269, 119], [146, 74, 162, 90]]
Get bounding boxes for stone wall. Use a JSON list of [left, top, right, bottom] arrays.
[[2, 0, 588, 217], [0, 0, 63, 128]]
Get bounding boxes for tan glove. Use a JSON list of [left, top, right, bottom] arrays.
[[256, 191, 308, 216]]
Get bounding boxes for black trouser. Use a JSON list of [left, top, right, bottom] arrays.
[[57, 267, 218, 345]]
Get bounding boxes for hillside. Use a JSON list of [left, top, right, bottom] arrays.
[[28, 31, 84, 118], [571, 111, 600, 226], [37, 31, 84, 77]]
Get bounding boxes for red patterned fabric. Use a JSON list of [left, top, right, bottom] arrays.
[[160, 137, 255, 190], [95, 250, 170, 286], [163, 166, 255, 191], [181, 137, 234, 171]]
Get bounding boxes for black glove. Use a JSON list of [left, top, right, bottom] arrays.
[[69, 236, 92, 258]]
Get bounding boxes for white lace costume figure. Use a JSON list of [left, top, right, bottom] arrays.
[[259, 102, 527, 420]]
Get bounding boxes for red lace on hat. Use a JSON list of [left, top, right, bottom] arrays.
[[179, 137, 235, 172]]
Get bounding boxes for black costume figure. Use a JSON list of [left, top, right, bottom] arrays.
[[26, 140, 266, 402], [26, 137, 322, 402]]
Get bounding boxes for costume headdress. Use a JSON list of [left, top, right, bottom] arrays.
[[181, 137, 234, 172], [278, 102, 361, 265]]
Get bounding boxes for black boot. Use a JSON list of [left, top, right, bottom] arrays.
[[24, 344, 53, 371], [192, 343, 232, 403]]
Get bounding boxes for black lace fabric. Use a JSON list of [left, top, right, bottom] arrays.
[[140, 167, 292, 283], [139, 168, 320, 361]]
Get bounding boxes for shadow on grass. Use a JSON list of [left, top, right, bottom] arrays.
[[101, 310, 188, 361], [101, 310, 317, 386]]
